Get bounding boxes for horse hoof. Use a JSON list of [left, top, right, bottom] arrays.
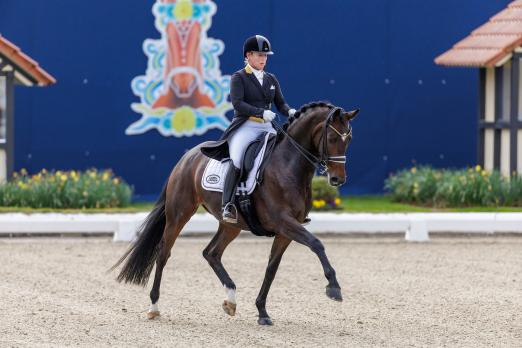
[[147, 311, 160, 320], [326, 287, 343, 302], [222, 300, 236, 316], [258, 317, 273, 326]]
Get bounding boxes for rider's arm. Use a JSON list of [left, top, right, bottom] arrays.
[[271, 74, 291, 117], [230, 72, 264, 117]]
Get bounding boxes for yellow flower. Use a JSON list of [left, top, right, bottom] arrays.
[[334, 197, 341, 206], [60, 174, 67, 182], [413, 182, 419, 188], [475, 165, 481, 172], [102, 172, 110, 181], [20, 168, 28, 176], [82, 191, 89, 197], [171, 107, 196, 133], [488, 185, 492, 192], [312, 200, 321, 208], [410, 167, 417, 174], [89, 172, 96, 179], [481, 170, 488, 177], [41, 168, 47, 174], [112, 178, 120, 185]]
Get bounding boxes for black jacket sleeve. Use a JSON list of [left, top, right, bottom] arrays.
[[230, 72, 264, 117], [271, 73, 291, 117]]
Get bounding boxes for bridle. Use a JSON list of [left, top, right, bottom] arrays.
[[272, 107, 352, 174]]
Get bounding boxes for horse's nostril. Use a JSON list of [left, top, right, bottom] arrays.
[[330, 177, 339, 184]]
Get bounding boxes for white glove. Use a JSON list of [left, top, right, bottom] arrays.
[[288, 108, 296, 117], [263, 110, 276, 122]]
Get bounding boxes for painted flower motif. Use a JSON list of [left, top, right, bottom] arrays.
[[171, 107, 196, 133], [174, 0, 193, 20]]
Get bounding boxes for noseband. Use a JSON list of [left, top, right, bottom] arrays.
[[273, 107, 352, 174]]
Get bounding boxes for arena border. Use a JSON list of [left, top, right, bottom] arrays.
[[1, 212, 522, 242]]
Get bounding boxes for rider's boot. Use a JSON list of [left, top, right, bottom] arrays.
[[222, 164, 241, 223]]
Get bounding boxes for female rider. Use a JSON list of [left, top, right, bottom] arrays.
[[201, 35, 296, 223]]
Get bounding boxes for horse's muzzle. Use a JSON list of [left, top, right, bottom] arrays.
[[329, 176, 346, 186]]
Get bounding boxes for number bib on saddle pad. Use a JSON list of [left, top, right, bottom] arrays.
[[201, 132, 273, 195]]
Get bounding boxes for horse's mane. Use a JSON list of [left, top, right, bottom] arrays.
[[283, 101, 335, 131]]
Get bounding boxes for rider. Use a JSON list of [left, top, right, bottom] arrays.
[[201, 35, 296, 223]]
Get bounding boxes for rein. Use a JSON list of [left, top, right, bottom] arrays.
[[272, 107, 350, 174]]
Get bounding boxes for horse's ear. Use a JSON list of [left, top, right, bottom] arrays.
[[344, 109, 360, 121]]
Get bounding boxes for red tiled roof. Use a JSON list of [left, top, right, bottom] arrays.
[[435, 0, 522, 67], [0, 34, 56, 86]]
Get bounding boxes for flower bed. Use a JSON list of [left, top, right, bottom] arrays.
[[0, 169, 133, 209], [385, 166, 522, 207], [311, 176, 342, 211]]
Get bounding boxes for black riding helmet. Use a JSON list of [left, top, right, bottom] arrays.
[[243, 35, 274, 57]]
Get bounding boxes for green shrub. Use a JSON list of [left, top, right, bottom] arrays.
[[0, 168, 133, 209], [311, 176, 342, 211], [385, 165, 522, 207]]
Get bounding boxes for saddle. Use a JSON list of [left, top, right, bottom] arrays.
[[235, 133, 277, 237], [201, 132, 277, 237]]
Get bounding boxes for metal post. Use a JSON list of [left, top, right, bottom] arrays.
[[511, 54, 521, 174], [477, 69, 485, 167], [494, 66, 503, 170], [5, 71, 14, 179]]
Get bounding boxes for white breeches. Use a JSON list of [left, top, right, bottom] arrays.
[[228, 120, 276, 168]]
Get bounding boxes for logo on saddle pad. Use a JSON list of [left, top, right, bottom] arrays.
[[205, 174, 220, 184]]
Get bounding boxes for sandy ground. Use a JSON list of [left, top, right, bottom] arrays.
[[0, 235, 521, 347]]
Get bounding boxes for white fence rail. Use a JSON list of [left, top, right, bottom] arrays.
[[1, 212, 522, 242]]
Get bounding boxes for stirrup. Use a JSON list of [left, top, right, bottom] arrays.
[[222, 202, 238, 224]]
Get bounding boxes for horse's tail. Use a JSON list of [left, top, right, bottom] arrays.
[[111, 182, 168, 286]]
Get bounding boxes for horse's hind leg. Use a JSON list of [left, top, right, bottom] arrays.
[[147, 197, 198, 319], [202, 223, 241, 316]]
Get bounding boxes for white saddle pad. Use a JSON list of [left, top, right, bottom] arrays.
[[202, 132, 271, 195]]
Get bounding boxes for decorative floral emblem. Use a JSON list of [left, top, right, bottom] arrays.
[[126, 0, 232, 137]]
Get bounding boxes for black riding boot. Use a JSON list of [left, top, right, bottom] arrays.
[[222, 164, 241, 223]]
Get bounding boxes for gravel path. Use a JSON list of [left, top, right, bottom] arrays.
[[0, 235, 520, 347]]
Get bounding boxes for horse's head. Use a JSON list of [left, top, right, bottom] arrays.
[[286, 103, 359, 186]]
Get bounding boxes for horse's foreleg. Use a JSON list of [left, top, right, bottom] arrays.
[[148, 202, 198, 319], [278, 215, 342, 302], [202, 223, 241, 316], [255, 234, 291, 325]]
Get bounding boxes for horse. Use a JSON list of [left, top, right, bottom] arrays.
[[112, 102, 359, 325]]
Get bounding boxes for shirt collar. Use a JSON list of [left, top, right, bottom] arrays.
[[247, 64, 264, 78]]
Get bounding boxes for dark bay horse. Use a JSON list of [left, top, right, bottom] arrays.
[[113, 102, 359, 325]]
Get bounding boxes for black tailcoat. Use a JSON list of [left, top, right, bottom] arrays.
[[200, 66, 290, 161]]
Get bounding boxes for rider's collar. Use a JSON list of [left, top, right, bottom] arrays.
[[246, 64, 264, 77]]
